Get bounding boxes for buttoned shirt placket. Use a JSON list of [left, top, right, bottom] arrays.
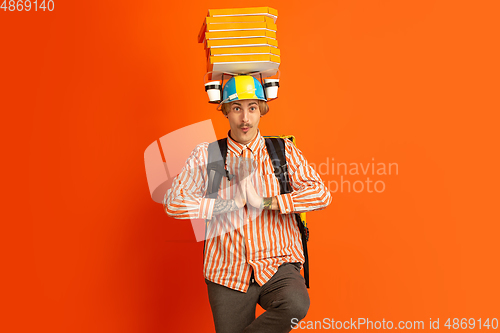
[[240, 145, 256, 284]]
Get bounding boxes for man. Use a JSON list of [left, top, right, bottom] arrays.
[[164, 75, 331, 333]]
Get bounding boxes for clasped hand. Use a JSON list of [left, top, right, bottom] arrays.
[[234, 160, 262, 209]]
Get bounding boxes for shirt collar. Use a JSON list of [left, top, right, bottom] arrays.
[[227, 129, 264, 155]]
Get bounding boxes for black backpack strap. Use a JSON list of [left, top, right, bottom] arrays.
[[295, 214, 309, 288], [264, 137, 310, 288], [206, 139, 228, 199], [265, 138, 291, 194], [204, 139, 229, 262]]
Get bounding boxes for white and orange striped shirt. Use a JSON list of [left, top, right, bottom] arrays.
[[163, 129, 331, 292]]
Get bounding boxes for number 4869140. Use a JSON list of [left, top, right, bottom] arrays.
[[1, 0, 55, 11]]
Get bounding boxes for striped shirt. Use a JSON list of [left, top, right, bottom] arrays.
[[163, 129, 332, 292]]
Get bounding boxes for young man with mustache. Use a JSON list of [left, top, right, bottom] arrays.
[[164, 75, 332, 333]]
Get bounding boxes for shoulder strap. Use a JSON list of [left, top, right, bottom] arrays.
[[264, 138, 291, 194], [206, 139, 228, 198], [264, 137, 310, 288], [204, 138, 228, 263]]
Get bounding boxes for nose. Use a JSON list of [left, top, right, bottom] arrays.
[[242, 109, 249, 123]]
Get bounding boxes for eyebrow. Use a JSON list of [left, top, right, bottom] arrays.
[[232, 102, 257, 106]]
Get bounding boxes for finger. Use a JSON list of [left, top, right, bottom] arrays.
[[246, 175, 255, 191], [240, 178, 248, 197], [240, 162, 248, 180], [243, 163, 249, 180], [245, 175, 252, 190], [238, 161, 244, 180]]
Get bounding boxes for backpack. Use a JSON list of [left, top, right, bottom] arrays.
[[204, 135, 310, 288]]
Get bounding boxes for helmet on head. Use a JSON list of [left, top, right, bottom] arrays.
[[222, 75, 266, 103]]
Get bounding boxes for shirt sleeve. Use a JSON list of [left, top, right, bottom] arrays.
[[276, 139, 332, 214], [162, 142, 216, 220]]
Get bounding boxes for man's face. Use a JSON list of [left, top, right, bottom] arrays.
[[226, 99, 261, 145]]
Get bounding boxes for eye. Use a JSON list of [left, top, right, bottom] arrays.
[[233, 106, 241, 112], [250, 106, 257, 111]]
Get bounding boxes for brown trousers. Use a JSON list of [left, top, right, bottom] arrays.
[[205, 263, 310, 333]]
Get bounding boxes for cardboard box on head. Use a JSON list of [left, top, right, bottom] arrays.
[[199, 6, 280, 82]]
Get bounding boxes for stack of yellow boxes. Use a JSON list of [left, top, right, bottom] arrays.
[[198, 7, 280, 80]]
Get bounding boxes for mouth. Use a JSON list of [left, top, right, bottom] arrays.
[[240, 126, 251, 133]]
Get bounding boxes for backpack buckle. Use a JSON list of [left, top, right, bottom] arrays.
[[303, 226, 310, 241]]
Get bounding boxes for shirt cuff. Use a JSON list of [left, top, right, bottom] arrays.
[[198, 198, 215, 220], [276, 193, 294, 214]]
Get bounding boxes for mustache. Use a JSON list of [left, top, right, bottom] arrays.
[[239, 123, 253, 128]]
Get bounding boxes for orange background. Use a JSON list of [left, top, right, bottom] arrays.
[[2, 0, 499, 332]]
